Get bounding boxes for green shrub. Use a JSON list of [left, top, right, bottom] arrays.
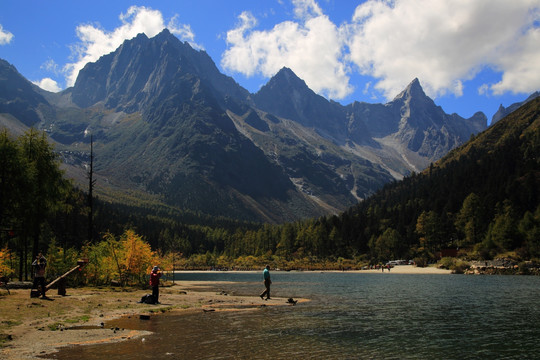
[[413, 257, 428, 267], [437, 257, 470, 274]]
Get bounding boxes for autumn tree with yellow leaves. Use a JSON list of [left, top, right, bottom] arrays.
[[83, 230, 158, 287]]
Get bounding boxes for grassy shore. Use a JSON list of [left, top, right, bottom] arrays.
[[0, 280, 301, 360]]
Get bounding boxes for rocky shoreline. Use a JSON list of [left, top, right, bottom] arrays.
[[463, 260, 540, 275], [464, 265, 540, 275]]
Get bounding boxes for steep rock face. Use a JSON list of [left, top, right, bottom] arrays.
[[69, 31, 320, 222], [252, 67, 353, 143], [0, 59, 51, 127], [346, 78, 487, 164], [227, 107, 395, 207], [256, 72, 488, 171], [388, 78, 486, 158], [71, 29, 249, 112], [246, 68, 395, 203]]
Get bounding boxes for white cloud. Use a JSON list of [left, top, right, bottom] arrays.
[[348, 0, 540, 99], [221, 4, 352, 99], [41, 59, 60, 75], [0, 24, 14, 45], [33, 78, 62, 93], [490, 24, 540, 95], [64, 6, 197, 87], [292, 0, 323, 20], [222, 0, 540, 101], [167, 15, 197, 44], [477, 83, 489, 96]]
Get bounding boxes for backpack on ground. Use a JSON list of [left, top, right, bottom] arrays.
[[139, 294, 156, 304]]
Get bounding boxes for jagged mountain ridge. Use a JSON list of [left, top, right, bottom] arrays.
[[0, 29, 497, 222], [252, 68, 487, 174], [491, 91, 540, 124], [380, 78, 486, 160]]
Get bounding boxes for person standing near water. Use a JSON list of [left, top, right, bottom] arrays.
[[260, 265, 271, 300], [31, 253, 47, 298], [150, 266, 162, 304]]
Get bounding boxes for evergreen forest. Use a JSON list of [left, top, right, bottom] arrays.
[[1, 98, 539, 284]]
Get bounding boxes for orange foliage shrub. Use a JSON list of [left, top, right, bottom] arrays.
[[0, 246, 14, 278]]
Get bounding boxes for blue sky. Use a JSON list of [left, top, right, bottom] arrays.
[[1, 0, 539, 123]]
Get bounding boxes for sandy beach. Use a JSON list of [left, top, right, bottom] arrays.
[[348, 265, 453, 275], [0, 266, 449, 359]]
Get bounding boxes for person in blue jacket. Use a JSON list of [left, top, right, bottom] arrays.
[[259, 265, 272, 300]]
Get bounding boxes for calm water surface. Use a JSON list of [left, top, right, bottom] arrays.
[[48, 272, 540, 359]]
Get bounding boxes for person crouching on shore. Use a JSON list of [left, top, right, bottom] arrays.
[[150, 266, 162, 304]]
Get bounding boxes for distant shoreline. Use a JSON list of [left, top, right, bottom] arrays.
[[341, 265, 452, 274], [169, 265, 453, 275], [170, 263, 540, 276]]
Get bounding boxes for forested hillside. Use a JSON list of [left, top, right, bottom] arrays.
[[1, 97, 539, 280], [340, 96, 540, 263]]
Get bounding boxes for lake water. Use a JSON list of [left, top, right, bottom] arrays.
[[48, 272, 540, 359]]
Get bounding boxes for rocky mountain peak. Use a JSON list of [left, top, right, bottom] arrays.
[[253, 67, 317, 114], [71, 28, 249, 110], [124, 29, 175, 47], [273, 67, 308, 89], [253, 67, 348, 138], [393, 78, 429, 104], [154, 28, 173, 40], [257, 67, 311, 97]]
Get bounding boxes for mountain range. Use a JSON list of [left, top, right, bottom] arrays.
[[0, 29, 522, 223]]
